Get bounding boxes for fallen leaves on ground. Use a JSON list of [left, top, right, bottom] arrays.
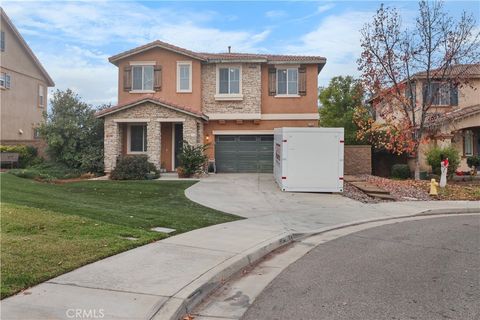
[[343, 175, 480, 202]]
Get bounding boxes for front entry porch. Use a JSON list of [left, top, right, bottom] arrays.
[[101, 100, 206, 173]]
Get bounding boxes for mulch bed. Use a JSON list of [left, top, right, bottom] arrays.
[[344, 175, 480, 203]]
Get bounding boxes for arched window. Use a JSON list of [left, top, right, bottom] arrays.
[[464, 130, 474, 156]]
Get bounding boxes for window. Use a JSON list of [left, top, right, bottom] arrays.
[[277, 68, 298, 95], [1, 31, 5, 52], [464, 130, 474, 156], [38, 84, 45, 107], [132, 65, 154, 91], [33, 128, 41, 139], [218, 67, 240, 94], [405, 82, 416, 104], [177, 62, 192, 92], [129, 124, 147, 153], [423, 82, 458, 106], [0, 72, 10, 89]]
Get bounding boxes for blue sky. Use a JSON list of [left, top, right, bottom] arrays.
[[3, 0, 479, 105]]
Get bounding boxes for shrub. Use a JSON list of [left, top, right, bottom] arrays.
[[110, 155, 159, 180], [40, 89, 105, 174], [426, 146, 460, 178], [8, 162, 82, 181], [466, 156, 480, 170], [0, 145, 40, 168], [391, 164, 411, 179], [177, 142, 208, 177]]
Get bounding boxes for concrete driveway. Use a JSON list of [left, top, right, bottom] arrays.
[[186, 173, 477, 233]]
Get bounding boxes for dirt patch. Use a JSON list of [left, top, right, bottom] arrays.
[[344, 175, 480, 202]]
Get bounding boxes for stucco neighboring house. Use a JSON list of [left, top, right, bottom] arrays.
[[0, 8, 55, 153], [372, 64, 480, 173], [96, 40, 325, 173]]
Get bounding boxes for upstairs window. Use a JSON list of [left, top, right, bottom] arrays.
[[218, 67, 240, 94], [33, 128, 41, 139], [38, 84, 45, 107], [422, 82, 458, 106], [132, 65, 154, 91], [128, 124, 147, 153], [177, 62, 192, 92], [1, 31, 5, 52], [277, 68, 298, 95], [0, 72, 10, 89]]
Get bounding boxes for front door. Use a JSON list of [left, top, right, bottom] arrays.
[[174, 123, 183, 169]]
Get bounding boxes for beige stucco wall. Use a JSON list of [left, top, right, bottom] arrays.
[[201, 63, 262, 115], [0, 14, 49, 142]]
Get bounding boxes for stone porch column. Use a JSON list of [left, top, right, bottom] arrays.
[[183, 118, 198, 146], [104, 119, 120, 173], [147, 121, 161, 170]]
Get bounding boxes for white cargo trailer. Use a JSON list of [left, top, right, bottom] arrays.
[[274, 127, 344, 192]]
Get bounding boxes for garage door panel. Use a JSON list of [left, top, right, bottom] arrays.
[[215, 135, 273, 173]]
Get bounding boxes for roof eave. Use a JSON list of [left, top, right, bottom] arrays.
[[95, 98, 208, 120], [108, 43, 207, 66], [206, 58, 267, 63], [1, 8, 55, 87]]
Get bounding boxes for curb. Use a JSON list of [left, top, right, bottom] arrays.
[[152, 207, 479, 320]]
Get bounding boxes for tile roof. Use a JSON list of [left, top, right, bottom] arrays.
[[95, 95, 207, 119], [109, 40, 326, 65], [414, 64, 480, 79]]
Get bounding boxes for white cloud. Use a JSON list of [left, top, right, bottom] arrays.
[[317, 4, 335, 14], [266, 10, 287, 19], [286, 10, 374, 86], [1, 1, 271, 104]]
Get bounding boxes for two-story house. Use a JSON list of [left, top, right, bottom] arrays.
[[96, 40, 325, 173], [372, 64, 480, 173], [0, 8, 55, 153]]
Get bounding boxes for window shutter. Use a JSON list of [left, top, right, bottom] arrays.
[[268, 67, 276, 96], [298, 66, 307, 96], [450, 83, 458, 106], [5, 74, 10, 89], [123, 66, 132, 92], [154, 65, 162, 91]]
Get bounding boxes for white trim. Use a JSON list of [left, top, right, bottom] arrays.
[[214, 94, 244, 101], [213, 130, 273, 135], [171, 123, 175, 171], [129, 61, 156, 66], [155, 118, 186, 122], [216, 64, 242, 96], [274, 64, 300, 68], [261, 113, 319, 120], [176, 61, 192, 93], [206, 113, 261, 120], [274, 94, 300, 98], [114, 118, 150, 123], [126, 123, 148, 154], [129, 90, 155, 94]]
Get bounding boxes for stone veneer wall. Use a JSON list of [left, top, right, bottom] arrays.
[[344, 145, 372, 175], [202, 63, 261, 114], [103, 102, 202, 172]]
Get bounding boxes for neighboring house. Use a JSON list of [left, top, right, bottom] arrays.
[[0, 8, 55, 153], [96, 40, 325, 173], [372, 64, 480, 173]]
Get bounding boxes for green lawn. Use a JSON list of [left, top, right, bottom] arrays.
[[0, 174, 240, 298]]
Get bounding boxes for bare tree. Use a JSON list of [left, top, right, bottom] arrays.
[[357, 0, 480, 179]]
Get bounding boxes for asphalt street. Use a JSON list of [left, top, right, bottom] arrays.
[[242, 215, 480, 320]]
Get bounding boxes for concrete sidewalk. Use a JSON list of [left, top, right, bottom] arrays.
[[2, 174, 479, 320]]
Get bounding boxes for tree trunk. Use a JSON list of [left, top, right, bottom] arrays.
[[414, 156, 421, 180]]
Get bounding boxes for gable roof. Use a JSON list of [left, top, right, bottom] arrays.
[[108, 39, 326, 68], [1, 8, 54, 87], [95, 95, 208, 120]]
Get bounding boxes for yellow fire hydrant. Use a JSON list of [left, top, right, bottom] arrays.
[[429, 178, 439, 196]]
